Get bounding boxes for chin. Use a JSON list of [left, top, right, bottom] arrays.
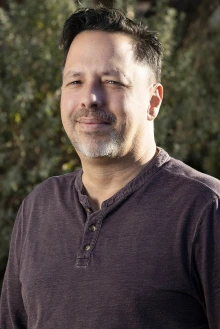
[[73, 141, 121, 159], [70, 132, 126, 158], [77, 147, 116, 158]]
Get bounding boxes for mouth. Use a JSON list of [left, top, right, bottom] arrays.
[[78, 117, 111, 124], [77, 117, 111, 131]]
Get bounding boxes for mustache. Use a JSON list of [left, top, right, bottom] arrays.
[[70, 108, 117, 124]]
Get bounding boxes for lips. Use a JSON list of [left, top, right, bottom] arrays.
[[77, 116, 111, 131], [77, 117, 110, 125]]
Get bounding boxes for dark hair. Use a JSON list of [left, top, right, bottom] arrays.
[[61, 6, 163, 82]]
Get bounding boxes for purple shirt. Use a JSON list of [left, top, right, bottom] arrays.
[[1, 148, 220, 328]]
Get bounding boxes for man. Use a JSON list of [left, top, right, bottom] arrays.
[[0, 6, 220, 329]]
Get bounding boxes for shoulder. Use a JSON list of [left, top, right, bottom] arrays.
[[23, 170, 81, 205], [161, 155, 220, 198]]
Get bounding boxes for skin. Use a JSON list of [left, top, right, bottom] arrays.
[[61, 31, 163, 209]]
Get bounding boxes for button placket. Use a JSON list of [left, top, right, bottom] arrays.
[[81, 208, 95, 252], [82, 218, 99, 252], [76, 211, 105, 267]]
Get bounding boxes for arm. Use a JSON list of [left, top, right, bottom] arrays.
[[192, 196, 220, 328], [0, 205, 27, 328]]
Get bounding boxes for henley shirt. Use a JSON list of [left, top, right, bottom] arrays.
[[0, 148, 220, 329]]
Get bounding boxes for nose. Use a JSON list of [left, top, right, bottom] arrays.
[[80, 83, 104, 109]]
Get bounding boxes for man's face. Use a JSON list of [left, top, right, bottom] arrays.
[[61, 31, 161, 159]]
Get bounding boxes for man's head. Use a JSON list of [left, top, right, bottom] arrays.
[[61, 6, 163, 83], [60, 7, 163, 160]]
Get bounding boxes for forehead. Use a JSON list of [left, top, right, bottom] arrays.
[[69, 30, 133, 54], [64, 31, 134, 71]]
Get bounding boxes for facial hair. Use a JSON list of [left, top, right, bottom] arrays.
[[69, 108, 125, 158]]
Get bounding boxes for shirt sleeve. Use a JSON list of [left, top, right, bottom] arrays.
[[191, 196, 220, 329], [0, 204, 27, 329]]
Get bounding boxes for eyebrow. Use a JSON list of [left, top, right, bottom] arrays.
[[102, 69, 125, 77], [63, 71, 82, 79], [63, 69, 131, 83]]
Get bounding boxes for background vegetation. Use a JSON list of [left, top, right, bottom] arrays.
[[0, 0, 219, 288]]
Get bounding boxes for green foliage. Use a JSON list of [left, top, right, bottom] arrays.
[[0, 0, 81, 274], [146, 1, 220, 177], [0, 0, 219, 286]]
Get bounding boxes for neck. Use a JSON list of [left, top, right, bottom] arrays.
[[80, 143, 158, 210]]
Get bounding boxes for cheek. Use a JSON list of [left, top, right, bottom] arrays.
[[121, 92, 149, 133], [60, 93, 74, 131], [61, 88, 80, 110], [114, 97, 134, 134], [60, 91, 77, 121]]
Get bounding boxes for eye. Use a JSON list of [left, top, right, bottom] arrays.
[[107, 80, 116, 84], [69, 80, 81, 85], [65, 80, 82, 87], [105, 80, 122, 85]]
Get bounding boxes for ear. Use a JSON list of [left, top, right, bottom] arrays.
[[147, 84, 163, 121]]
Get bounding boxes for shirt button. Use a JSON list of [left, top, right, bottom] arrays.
[[89, 225, 96, 232], [86, 207, 92, 213], [84, 244, 91, 251]]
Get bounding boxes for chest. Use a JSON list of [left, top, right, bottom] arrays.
[[19, 197, 207, 328]]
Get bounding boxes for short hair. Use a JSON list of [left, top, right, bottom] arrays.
[[61, 6, 163, 82]]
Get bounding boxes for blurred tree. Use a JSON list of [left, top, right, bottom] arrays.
[[0, 0, 81, 286], [0, 0, 219, 290], [94, 0, 114, 7], [149, 0, 220, 177]]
